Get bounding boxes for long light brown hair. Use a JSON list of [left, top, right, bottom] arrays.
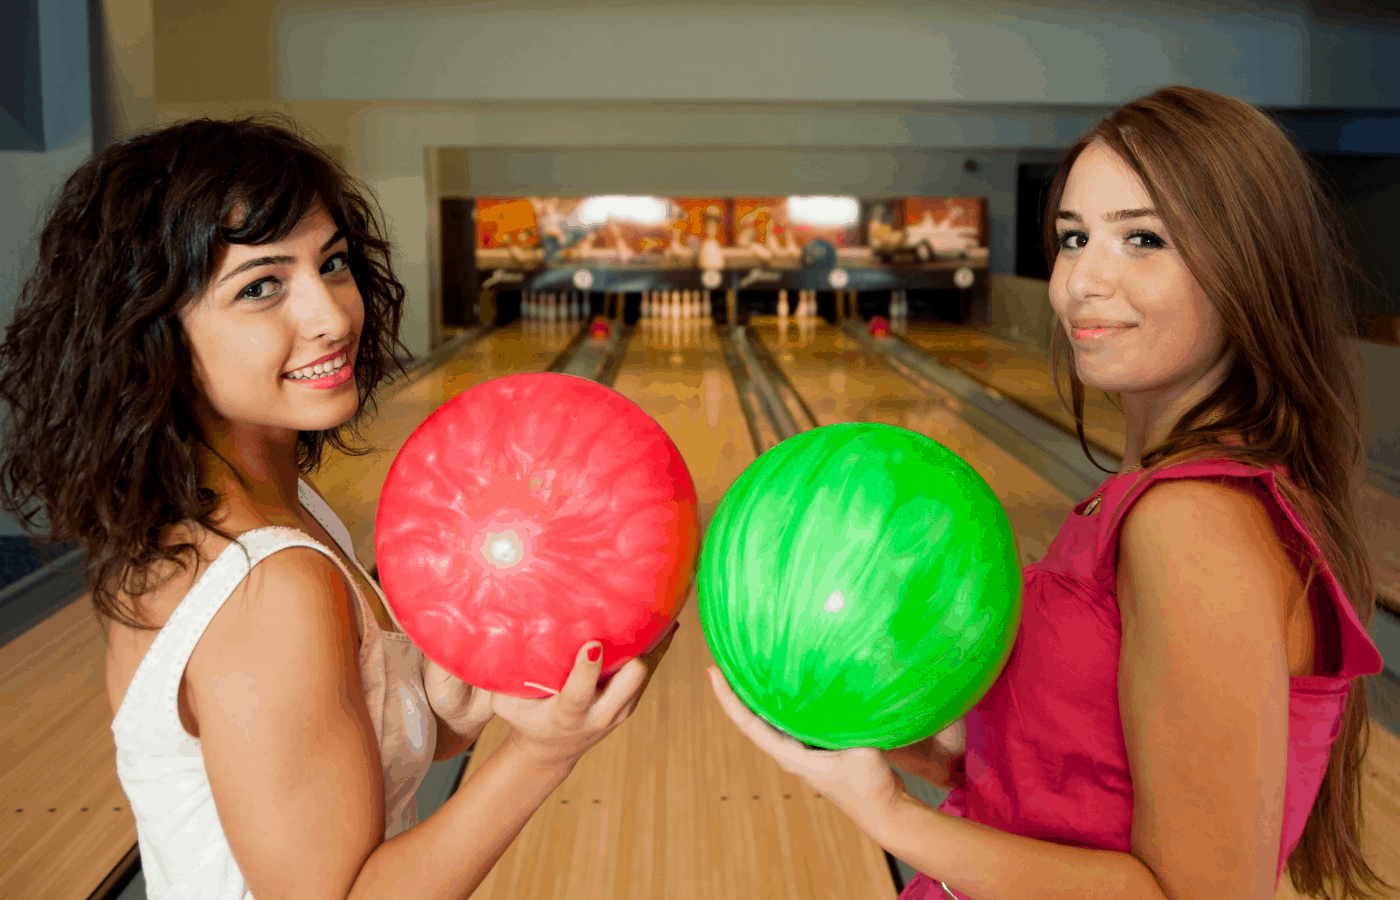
[[1044, 86, 1390, 900]]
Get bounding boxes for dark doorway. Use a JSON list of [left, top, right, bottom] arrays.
[[1308, 153, 1400, 319], [1016, 163, 1059, 280], [440, 198, 478, 329]]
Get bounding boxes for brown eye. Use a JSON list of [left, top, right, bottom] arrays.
[[1057, 231, 1086, 250], [239, 277, 280, 301], [1127, 231, 1167, 249]]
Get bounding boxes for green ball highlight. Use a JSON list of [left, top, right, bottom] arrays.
[[698, 422, 1022, 750]]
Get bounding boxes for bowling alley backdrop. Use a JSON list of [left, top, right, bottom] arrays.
[[450, 195, 990, 326]]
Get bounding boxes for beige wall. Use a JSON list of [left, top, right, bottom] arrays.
[[152, 0, 278, 104], [987, 275, 1057, 353], [94, 0, 157, 142]]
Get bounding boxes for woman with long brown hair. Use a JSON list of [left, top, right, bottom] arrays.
[[0, 116, 675, 899], [710, 86, 1390, 900]]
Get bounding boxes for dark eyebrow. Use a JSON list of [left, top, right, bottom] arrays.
[[217, 230, 346, 286], [1055, 208, 1160, 224]]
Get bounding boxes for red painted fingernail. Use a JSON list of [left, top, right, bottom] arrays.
[[587, 645, 601, 662]]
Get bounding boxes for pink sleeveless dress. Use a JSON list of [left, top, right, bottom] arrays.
[[900, 458, 1384, 900]]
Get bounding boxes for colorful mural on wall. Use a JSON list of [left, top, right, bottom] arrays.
[[474, 195, 987, 269]]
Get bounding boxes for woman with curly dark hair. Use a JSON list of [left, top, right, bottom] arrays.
[[0, 116, 674, 899]]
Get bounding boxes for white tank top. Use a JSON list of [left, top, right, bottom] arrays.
[[110, 481, 435, 899]]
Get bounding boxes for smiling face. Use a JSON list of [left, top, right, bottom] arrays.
[[180, 205, 364, 443], [1049, 142, 1231, 405]]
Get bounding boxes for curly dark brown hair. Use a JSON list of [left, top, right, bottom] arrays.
[[0, 115, 407, 631]]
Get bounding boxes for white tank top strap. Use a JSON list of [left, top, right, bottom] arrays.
[[111, 525, 369, 741], [297, 480, 406, 632]]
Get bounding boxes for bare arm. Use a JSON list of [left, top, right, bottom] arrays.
[[353, 627, 679, 898], [189, 547, 676, 900], [1116, 479, 1294, 899]]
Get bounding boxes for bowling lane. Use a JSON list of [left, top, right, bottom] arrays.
[[460, 316, 901, 900], [753, 316, 1076, 567], [896, 321, 1125, 458], [314, 320, 582, 568]]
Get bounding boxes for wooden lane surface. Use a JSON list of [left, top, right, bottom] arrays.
[[756, 317, 1400, 899], [896, 322, 1400, 616], [461, 318, 900, 900], [896, 322, 1124, 458], [315, 320, 577, 569], [0, 598, 135, 900], [751, 317, 1076, 567]]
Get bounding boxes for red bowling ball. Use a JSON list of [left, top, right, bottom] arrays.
[[375, 373, 699, 698], [591, 319, 611, 341], [869, 316, 889, 337]]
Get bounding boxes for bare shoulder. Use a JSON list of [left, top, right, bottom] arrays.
[[1119, 477, 1283, 573], [213, 544, 355, 640], [182, 545, 361, 731], [1116, 478, 1297, 897], [1117, 476, 1304, 638]]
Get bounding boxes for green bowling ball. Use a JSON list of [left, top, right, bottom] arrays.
[[698, 422, 1021, 750]]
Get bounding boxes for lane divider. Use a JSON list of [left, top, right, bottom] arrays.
[[840, 319, 1112, 501]]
